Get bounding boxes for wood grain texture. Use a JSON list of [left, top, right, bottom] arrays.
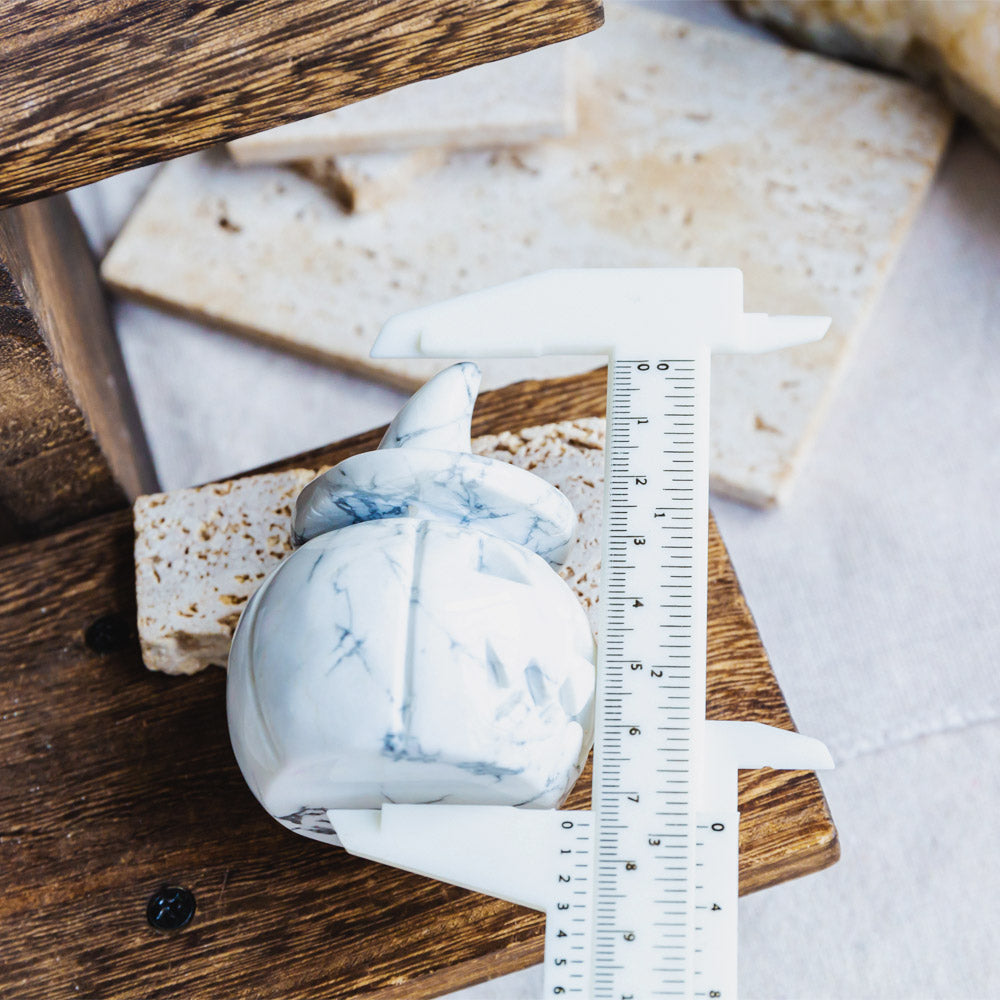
[[0, 0, 604, 209], [0, 370, 837, 999], [0, 196, 157, 544]]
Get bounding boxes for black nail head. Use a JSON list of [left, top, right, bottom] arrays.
[[85, 613, 130, 654], [146, 886, 196, 931]]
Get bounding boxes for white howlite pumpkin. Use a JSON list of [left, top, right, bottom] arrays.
[[227, 363, 596, 844]]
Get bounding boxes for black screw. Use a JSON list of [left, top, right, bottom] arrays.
[[84, 613, 131, 654], [146, 886, 196, 931]]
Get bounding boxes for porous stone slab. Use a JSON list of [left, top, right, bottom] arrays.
[[104, 6, 951, 505], [134, 420, 606, 676]]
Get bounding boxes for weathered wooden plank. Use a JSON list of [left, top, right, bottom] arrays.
[[0, 370, 837, 998], [0, 0, 604, 208], [0, 195, 157, 544]]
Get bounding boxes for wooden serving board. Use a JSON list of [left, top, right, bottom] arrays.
[[0, 0, 603, 208], [0, 370, 837, 999]]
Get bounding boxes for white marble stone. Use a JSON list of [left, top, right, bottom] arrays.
[[228, 365, 596, 843]]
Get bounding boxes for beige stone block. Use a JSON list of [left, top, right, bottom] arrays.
[[134, 421, 606, 675], [104, 6, 951, 505], [289, 149, 446, 213]]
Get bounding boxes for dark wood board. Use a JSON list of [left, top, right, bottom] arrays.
[[0, 369, 837, 999], [0, 0, 605, 209], [0, 194, 158, 544]]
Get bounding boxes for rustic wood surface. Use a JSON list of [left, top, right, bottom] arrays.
[[0, 0, 604, 208], [0, 370, 837, 999], [0, 195, 157, 544]]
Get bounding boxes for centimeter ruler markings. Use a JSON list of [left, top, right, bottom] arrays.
[[547, 349, 712, 999]]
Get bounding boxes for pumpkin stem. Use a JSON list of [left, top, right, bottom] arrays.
[[377, 362, 481, 453]]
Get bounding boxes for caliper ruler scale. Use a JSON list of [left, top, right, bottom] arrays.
[[331, 268, 834, 1000], [593, 350, 710, 1000]]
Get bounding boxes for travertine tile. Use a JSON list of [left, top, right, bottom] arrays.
[[105, 6, 951, 505]]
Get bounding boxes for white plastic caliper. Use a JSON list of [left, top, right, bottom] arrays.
[[331, 269, 834, 1000]]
